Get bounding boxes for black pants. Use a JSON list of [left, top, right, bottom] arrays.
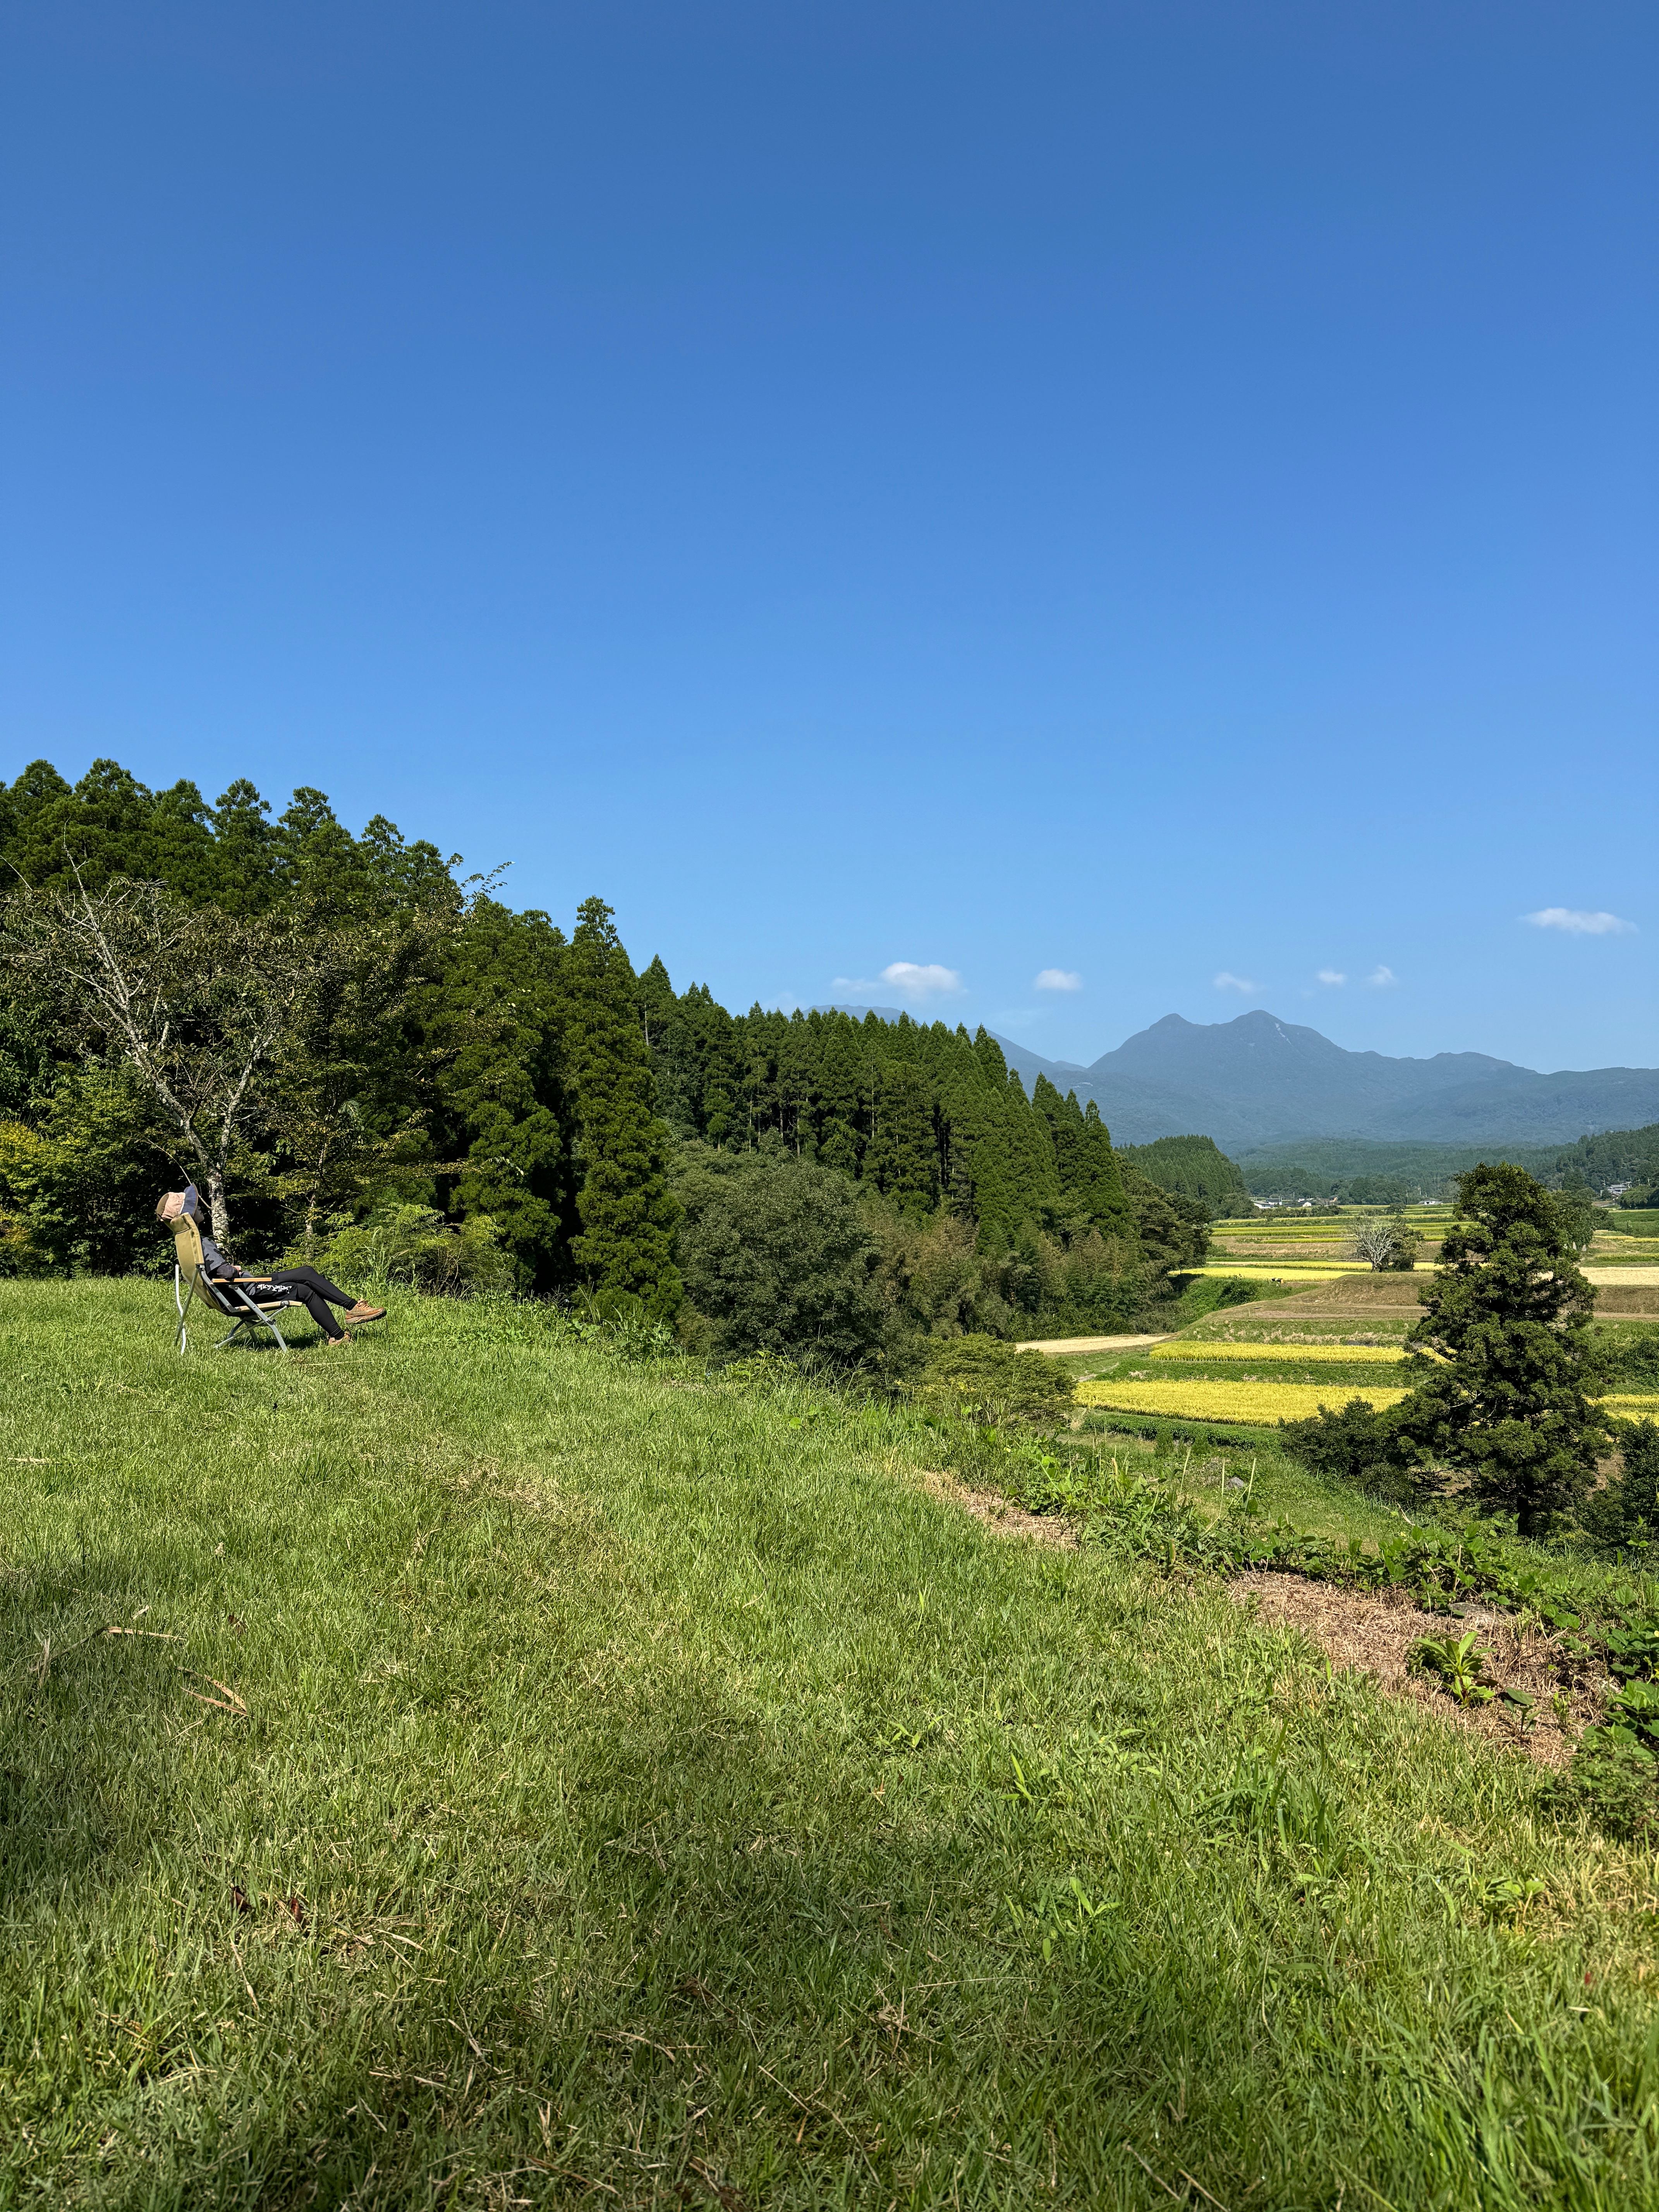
[[263, 1265, 356, 1340]]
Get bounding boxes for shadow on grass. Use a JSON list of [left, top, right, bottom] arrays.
[[74, 1662, 1659, 2212], [0, 1540, 196, 1905]]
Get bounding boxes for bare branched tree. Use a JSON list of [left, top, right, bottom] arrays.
[[1352, 1219, 1399, 1271], [1, 869, 317, 1242]]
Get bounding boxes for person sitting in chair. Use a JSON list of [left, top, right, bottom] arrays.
[[156, 1187, 386, 1347]]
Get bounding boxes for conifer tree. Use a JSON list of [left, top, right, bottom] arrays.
[[775, 1014, 816, 1156], [636, 963, 703, 1142], [561, 897, 682, 1321], [973, 1027, 1008, 1087], [814, 1015, 867, 1178], [430, 902, 574, 1291], [635, 955, 677, 1048], [1033, 1075, 1082, 1201], [863, 1060, 938, 1217], [1078, 1101, 1134, 1237], [685, 987, 744, 1147], [1003, 1070, 1061, 1226], [1393, 1162, 1608, 1537]]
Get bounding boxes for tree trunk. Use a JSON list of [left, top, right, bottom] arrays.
[[207, 1170, 231, 1245]]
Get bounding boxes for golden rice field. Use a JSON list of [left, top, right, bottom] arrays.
[[1185, 1265, 1377, 1280], [1078, 1379, 1410, 1422], [1079, 1379, 1659, 1426], [1149, 1340, 1405, 1364]]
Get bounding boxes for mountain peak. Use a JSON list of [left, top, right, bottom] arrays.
[[1044, 1011, 1652, 1150]]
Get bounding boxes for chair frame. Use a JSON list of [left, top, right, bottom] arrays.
[[167, 1214, 306, 1353]]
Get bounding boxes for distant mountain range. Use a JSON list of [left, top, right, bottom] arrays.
[[982, 1011, 1659, 1150]]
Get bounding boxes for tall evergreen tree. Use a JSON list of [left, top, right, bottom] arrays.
[[1078, 1101, 1134, 1237], [814, 1015, 867, 1178], [428, 903, 575, 1291], [863, 1060, 938, 1218], [635, 955, 678, 1048], [1033, 1075, 1083, 1203], [682, 986, 744, 1147], [1003, 1071, 1061, 1227], [973, 1027, 1008, 1087], [1393, 1162, 1608, 1537], [561, 898, 682, 1321], [775, 1013, 816, 1156]]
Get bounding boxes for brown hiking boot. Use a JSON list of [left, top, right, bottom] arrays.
[[324, 1329, 354, 1348], [345, 1303, 386, 1323]]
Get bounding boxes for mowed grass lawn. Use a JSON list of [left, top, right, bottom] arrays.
[[7, 1285, 1659, 2209]]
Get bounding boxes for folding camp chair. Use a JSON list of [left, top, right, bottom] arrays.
[[166, 1212, 306, 1353]]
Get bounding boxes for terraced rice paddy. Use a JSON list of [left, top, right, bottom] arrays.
[[1081, 1379, 1659, 1425], [1149, 1339, 1405, 1363], [1078, 1377, 1411, 1421], [1185, 1262, 1381, 1280]]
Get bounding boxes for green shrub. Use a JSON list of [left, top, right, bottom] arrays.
[[0, 1067, 165, 1276], [912, 1333, 1075, 1427], [672, 1146, 883, 1365], [1279, 1395, 1421, 1501], [1580, 1420, 1659, 1553], [313, 1203, 514, 1297], [1604, 1332, 1659, 1390]]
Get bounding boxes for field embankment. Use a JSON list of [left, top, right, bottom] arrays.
[[6, 1281, 1659, 2207]]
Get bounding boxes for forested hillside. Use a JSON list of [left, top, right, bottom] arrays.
[[1118, 1133, 1253, 1210], [1551, 1122, 1659, 1201], [0, 759, 1204, 1341]]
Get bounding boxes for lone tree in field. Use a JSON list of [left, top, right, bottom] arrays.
[[1393, 1161, 1608, 1537], [1353, 1218, 1399, 1270], [1353, 1214, 1420, 1271]]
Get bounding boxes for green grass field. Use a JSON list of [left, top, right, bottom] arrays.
[[9, 1280, 1659, 2209]]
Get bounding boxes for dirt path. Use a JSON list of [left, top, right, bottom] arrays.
[[1229, 1571, 1604, 1767], [914, 1468, 1079, 1546], [918, 1470, 1604, 1768], [1017, 1333, 1170, 1355]]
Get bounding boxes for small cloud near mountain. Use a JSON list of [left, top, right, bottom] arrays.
[[834, 961, 964, 1003], [1367, 965, 1398, 987], [1034, 968, 1082, 993], [1214, 971, 1258, 994], [1524, 908, 1636, 937], [1316, 969, 1346, 985]]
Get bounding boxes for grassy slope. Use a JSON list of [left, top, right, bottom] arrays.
[[6, 1285, 1659, 2209]]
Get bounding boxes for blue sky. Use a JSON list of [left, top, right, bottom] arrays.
[[3, 2, 1654, 1073]]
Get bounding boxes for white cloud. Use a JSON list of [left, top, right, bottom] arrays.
[[1316, 968, 1346, 986], [834, 960, 964, 1003], [1034, 968, 1082, 993], [1214, 971, 1258, 994], [1524, 907, 1637, 937], [1367, 965, 1397, 987], [881, 960, 964, 1001]]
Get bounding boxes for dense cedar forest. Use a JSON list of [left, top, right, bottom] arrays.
[[0, 759, 1211, 1343], [1116, 1133, 1254, 1210]]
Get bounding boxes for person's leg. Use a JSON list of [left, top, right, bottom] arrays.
[[269, 1264, 355, 1310], [290, 1285, 346, 1340], [268, 1265, 385, 1333]]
